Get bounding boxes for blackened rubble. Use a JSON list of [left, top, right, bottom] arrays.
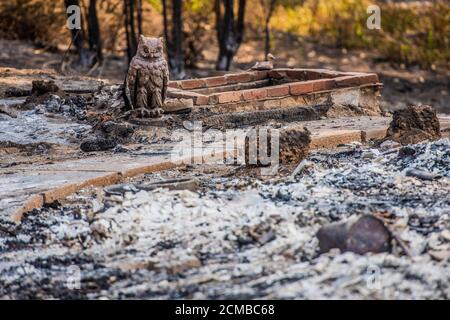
[[0, 139, 449, 299]]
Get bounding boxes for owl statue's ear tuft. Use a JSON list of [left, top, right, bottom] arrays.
[[140, 34, 145, 42], [159, 37, 165, 45]]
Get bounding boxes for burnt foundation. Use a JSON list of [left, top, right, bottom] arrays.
[[167, 68, 383, 118]]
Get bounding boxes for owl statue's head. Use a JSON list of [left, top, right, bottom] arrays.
[[137, 35, 164, 59]]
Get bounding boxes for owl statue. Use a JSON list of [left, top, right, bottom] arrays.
[[124, 35, 169, 118]]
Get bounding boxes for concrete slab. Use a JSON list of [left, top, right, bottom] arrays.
[[1, 116, 449, 223]]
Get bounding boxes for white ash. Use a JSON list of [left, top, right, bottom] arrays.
[[0, 139, 448, 299]]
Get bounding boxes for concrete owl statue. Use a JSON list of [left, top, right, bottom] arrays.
[[124, 35, 169, 118]]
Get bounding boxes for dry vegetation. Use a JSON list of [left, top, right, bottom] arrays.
[[0, 0, 448, 69]]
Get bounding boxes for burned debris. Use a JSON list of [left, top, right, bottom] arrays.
[[1, 137, 449, 299], [317, 215, 392, 255], [385, 105, 441, 145], [0, 57, 449, 300]]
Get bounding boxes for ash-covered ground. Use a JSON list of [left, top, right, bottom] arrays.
[[0, 139, 449, 299]]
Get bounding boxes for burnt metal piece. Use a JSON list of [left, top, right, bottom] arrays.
[[80, 137, 117, 152], [138, 178, 199, 192], [317, 215, 392, 255], [405, 168, 441, 181]]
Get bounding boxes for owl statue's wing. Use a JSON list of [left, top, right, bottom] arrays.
[[162, 61, 169, 102], [124, 64, 138, 110]]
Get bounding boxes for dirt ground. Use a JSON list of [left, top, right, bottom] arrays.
[[0, 37, 448, 114]]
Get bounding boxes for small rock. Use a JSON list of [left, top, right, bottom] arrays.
[[440, 230, 450, 242], [163, 98, 193, 113], [113, 144, 129, 153], [398, 146, 416, 157], [379, 140, 401, 150], [428, 250, 450, 262], [104, 183, 139, 196], [138, 178, 199, 192], [404, 168, 441, 181]]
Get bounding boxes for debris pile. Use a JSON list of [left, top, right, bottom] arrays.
[[38, 94, 88, 121], [385, 105, 441, 145]]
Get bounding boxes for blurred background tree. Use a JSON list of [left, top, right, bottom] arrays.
[[214, 0, 247, 70]]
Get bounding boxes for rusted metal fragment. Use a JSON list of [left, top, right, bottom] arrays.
[[317, 215, 392, 255]]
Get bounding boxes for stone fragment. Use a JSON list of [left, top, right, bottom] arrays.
[[138, 178, 199, 192], [404, 168, 441, 181], [163, 98, 193, 113], [379, 140, 401, 150]]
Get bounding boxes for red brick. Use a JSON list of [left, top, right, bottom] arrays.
[[250, 71, 269, 81], [168, 81, 181, 89], [195, 95, 209, 105], [267, 85, 289, 97], [242, 88, 268, 101], [289, 81, 314, 95], [304, 70, 323, 80], [168, 90, 209, 105], [168, 91, 196, 99], [268, 70, 287, 79], [319, 70, 342, 78], [358, 74, 379, 84], [311, 79, 336, 92], [212, 91, 242, 104], [286, 69, 307, 80], [180, 79, 206, 90], [205, 76, 227, 87], [335, 75, 361, 87], [226, 73, 252, 84]]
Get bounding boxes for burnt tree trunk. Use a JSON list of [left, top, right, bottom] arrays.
[[137, 0, 143, 36], [215, 0, 247, 71], [263, 0, 277, 58], [162, 0, 170, 43], [162, 0, 185, 79], [87, 0, 103, 64], [64, 0, 91, 67], [171, 0, 184, 78], [124, 0, 142, 62]]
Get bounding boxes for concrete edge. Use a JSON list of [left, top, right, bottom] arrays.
[[9, 119, 450, 223]]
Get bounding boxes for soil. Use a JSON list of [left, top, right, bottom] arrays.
[[386, 105, 442, 145]]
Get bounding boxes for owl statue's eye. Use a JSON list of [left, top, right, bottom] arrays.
[[143, 47, 149, 54]]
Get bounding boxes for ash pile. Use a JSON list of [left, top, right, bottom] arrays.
[[0, 137, 448, 299]]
